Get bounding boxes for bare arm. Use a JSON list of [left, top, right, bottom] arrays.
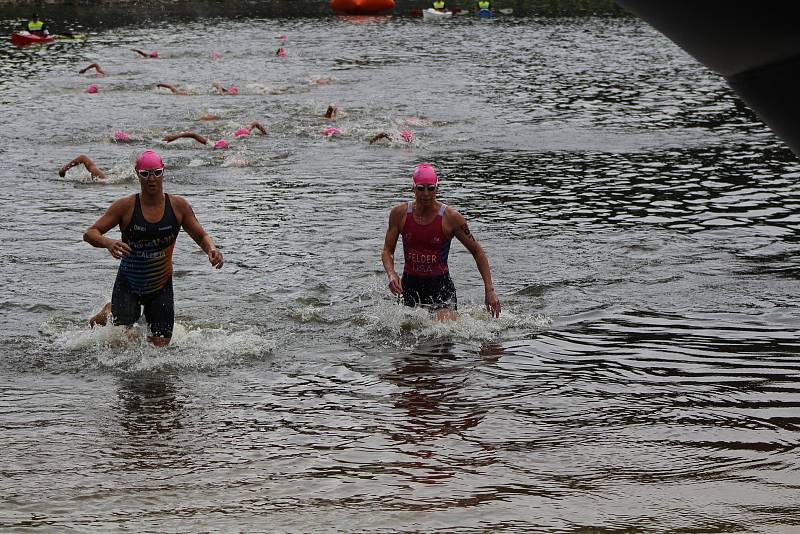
[[369, 133, 391, 144], [448, 210, 501, 317], [382, 205, 405, 295], [162, 131, 209, 145], [247, 121, 267, 135], [130, 48, 148, 57], [211, 81, 227, 94], [324, 104, 337, 119], [157, 83, 187, 95], [79, 63, 105, 75], [59, 154, 107, 181], [173, 196, 224, 269], [83, 197, 133, 259]]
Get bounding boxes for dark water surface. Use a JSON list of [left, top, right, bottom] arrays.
[[2, 13, 800, 532]]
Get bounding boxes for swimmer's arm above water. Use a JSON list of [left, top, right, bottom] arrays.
[[79, 63, 106, 76], [83, 196, 134, 259], [59, 154, 107, 181], [157, 83, 187, 95], [162, 131, 209, 145], [381, 204, 406, 295], [369, 133, 391, 144], [245, 121, 267, 135]]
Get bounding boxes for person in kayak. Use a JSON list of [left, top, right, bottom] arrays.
[[59, 154, 107, 182], [432, 1, 447, 12], [382, 163, 501, 320], [476, 0, 491, 11], [79, 63, 106, 76], [83, 149, 224, 345], [27, 14, 48, 35]]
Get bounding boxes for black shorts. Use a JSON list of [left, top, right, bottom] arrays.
[[111, 273, 175, 338], [402, 273, 457, 311]]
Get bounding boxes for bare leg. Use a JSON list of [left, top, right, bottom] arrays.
[[435, 308, 457, 321]]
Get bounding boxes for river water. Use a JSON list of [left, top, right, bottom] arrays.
[[2, 12, 800, 533]]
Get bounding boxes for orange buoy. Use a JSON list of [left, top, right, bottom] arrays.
[[330, 0, 395, 15]]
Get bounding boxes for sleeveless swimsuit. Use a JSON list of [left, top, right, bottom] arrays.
[[400, 201, 457, 310], [111, 194, 181, 338]]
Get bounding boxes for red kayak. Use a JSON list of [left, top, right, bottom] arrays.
[[330, 0, 395, 15], [11, 31, 55, 46]]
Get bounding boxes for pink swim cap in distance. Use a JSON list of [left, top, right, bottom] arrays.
[[214, 139, 229, 149], [227, 86, 239, 94], [277, 47, 287, 57], [149, 50, 159, 58], [211, 52, 221, 60], [400, 129, 413, 143], [87, 84, 98, 93], [412, 163, 438, 185], [135, 150, 164, 171], [234, 127, 251, 137], [321, 127, 342, 137], [114, 130, 131, 141]]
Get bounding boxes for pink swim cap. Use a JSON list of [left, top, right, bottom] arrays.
[[321, 127, 342, 137], [277, 34, 288, 40], [234, 127, 251, 137], [149, 51, 159, 58], [227, 86, 239, 94], [213, 139, 229, 149], [400, 129, 413, 143], [87, 84, 98, 93], [135, 150, 164, 171], [211, 52, 221, 60], [277, 47, 287, 57], [412, 163, 438, 185], [114, 130, 131, 141]]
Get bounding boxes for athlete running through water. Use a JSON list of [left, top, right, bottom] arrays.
[[382, 163, 501, 321], [83, 150, 224, 345]]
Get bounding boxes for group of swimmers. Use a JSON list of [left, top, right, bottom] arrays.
[[67, 39, 501, 346]]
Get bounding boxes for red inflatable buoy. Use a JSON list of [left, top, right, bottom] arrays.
[[330, 0, 395, 15]]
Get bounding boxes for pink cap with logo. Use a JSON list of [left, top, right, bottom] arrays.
[[234, 127, 251, 137], [87, 84, 98, 93], [227, 86, 239, 94], [214, 139, 229, 149], [412, 163, 438, 185], [149, 50, 159, 58], [114, 130, 131, 141], [135, 150, 164, 171]]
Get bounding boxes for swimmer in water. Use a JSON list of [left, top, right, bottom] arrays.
[[131, 48, 158, 58], [162, 131, 229, 149], [83, 149, 224, 346], [234, 121, 268, 137], [58, 154, 107, 182], [212, 81, 238, 95], [79, 63, 106, 76], [324, 104, 337, 119], [369, 129, 414, 145], [382, 163, 501, 321], [157, 83, 188, 96]]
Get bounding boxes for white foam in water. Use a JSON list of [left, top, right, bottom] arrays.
[[361, 298, 552, 345], [45, 319, 274, 372]]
